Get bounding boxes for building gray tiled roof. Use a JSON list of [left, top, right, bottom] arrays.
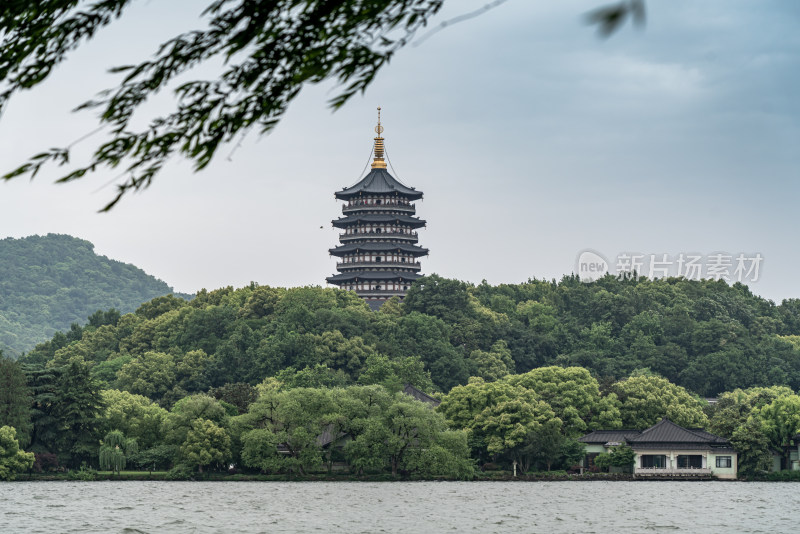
[[627, 418, 727, 444], [403, 384, 441, 407], [336, 168, 423, 201]]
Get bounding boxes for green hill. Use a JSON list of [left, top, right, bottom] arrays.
[[19, 275, 800, 399], [0, 234, 190, 356]]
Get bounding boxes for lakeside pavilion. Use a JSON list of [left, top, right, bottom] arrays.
[[326, 108, 428, 310]]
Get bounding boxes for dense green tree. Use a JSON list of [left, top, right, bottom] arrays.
[[758, 394, 800, 470], [0, 356, 33, 446], [274, 365, 352, 390], [25, 361, 105, 467], [180, 419, 231, 473], [438, 378, 538, 432], [707, 386, 794, 439], [51, 361, 106, 467], [87, 309, 122, 329], [730, 417, 772, 478], [593, 444, 635, 472], [208, 383, 258, 415], [467, 340, 514, 382], [130, 444, 176, 473], [517, 420, 566, 472], [399, 428, 474, 479], [474, 397, 559, 464], [610, 375, 708, 429], [357, 354, 434, 393], [239, 388, 335, 474], [345, 392, 470, 477], [116, 351, 177, 401], [506, 366, 622, 436], [0, 426, 35, 480], [100, 389, 168, 449], [240, 428, 288, 474], [163, 394, 229, 449], [98, 430, 138, 474]]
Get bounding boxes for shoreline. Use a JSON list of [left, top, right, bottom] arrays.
[[12, 472, 763, 482]]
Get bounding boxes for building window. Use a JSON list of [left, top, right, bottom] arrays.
[[677, 455, 703, 469], [640, 455, 667, 468], [716, 456, 732, 468]]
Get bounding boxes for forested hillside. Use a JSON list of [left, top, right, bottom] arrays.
[[0, 234, 189, 355], [4, 276, 799, 478], [19, 274, 800, 397]]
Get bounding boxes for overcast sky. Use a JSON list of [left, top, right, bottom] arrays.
[[1, 1, 798, 302]]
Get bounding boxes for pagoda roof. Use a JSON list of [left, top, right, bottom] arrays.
[[332, 214, 426, 228], [336, 168, 423, 201], [326, 271, 423, 283], [329, 242, 428, 257]]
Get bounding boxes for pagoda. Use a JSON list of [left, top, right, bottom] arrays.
[[326, 108, 428, 310]]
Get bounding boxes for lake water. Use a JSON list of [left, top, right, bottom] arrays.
[[1, 480, 798, 533]]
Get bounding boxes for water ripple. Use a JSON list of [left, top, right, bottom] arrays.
[[1, 481, 799, 533]]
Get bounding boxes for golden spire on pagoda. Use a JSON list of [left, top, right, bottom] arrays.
[[371, 106, 387, 169]]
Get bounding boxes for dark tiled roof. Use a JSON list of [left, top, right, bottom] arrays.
[[326, 271, 422, 283], [329, 242, 428, 257], [686, 429, 730, 444], [628, 419, 724, 444], [403, 384, 440, 407], [317, 424, 348, 447], [332, 214, 426, 228], [336, 168, 423, 200], [578, 430, 641, 444]]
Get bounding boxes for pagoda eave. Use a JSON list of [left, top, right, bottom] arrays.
[[332, 215, 427, 229], [326, 271, 423, 283], [329, 243, 429, 257]]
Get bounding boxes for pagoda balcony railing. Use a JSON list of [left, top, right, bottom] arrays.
[[343, 202, 415, 214], [337, 261, 421, 271], [339, 231, 418, 242]]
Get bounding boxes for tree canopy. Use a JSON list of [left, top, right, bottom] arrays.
[[0, 0, 445, 209], [0, 1, 643, 209]]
